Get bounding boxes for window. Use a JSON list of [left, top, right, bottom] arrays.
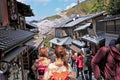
[[106, 20, 120, 33]]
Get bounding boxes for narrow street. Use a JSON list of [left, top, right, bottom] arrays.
[[0, 0, 120, 80], [8, 48, 96, 80], [68, 57, 96, 80]]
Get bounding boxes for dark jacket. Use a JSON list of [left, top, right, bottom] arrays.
[[91, 46, 120, 80]]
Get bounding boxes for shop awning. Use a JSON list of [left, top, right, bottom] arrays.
[[69, 44, 81, 53], [72, 39, 85, 47], [82, 34, 105, 44], [2, 46, 26, 62], [74, 23, 91, 31], [49, 37, 72, 46]]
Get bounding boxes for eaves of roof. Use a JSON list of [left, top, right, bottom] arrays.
[[64, 11, 105, 28], [0, 30, 35, 54], [17, 1, 34, 16]]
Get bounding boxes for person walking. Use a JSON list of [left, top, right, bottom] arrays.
[[84, 49, 92, 80], [76, 51, 85, 79], [71, 51, 77, 68], [31, 47, 51, 80], [43, 45, 76, 80], [91, 36, 120, 80]]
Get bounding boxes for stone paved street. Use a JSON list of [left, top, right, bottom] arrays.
[[68, 56, 96, 80]]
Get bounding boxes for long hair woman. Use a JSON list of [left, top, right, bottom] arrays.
[[32, 47, 51, 80]]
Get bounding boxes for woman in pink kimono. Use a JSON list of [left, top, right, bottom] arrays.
[[32, 47, 51, 80]]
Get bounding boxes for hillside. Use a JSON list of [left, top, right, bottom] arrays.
[[36, 12, 68, 35], [33, 0, 103, 36], [65, 0, 103, 16]]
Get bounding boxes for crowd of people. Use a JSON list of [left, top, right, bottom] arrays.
[[32, 46, 76, 80], [31, 35, 120, 80]]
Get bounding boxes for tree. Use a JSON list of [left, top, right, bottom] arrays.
[[90, 0, 106, 13], [107, 0, 120, 15]]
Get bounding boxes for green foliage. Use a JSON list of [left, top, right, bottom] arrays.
[[65, 1, 93, 16], [90, 0, 106, 13], [44, 35, 54, 48], [65, 0, 106, 16], [80, 2, 93, 14], [44, 39, 50, 48], [107, 0, 120, 15], [44, 15, 61, 20], [65, 6, 79, 16]]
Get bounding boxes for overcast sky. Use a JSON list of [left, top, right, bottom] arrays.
[[17, 0, 85, 21]]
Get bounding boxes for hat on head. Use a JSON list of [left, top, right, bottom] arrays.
[[109, 39, 117, 46]]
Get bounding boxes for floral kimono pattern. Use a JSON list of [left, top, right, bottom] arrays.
[[43, 62, 76, 80]]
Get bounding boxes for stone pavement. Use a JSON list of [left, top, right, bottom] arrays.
[[68, 56, 96, 80]]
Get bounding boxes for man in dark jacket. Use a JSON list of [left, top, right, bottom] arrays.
[[91, 36, 120, 80]]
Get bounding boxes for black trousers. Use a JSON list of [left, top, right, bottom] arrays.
[[88, 65, 92, 80], [77, 67, 84, 79]]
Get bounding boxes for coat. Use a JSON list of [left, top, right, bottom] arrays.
[[76, 55, 84, 68], [91, 46, 120, 80]]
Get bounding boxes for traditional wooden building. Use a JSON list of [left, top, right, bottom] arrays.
[[81, 13, 119, 54], [63, 11, 105, 39], [0, 0, 35, 79], [99, 15, 120, 46], [50, 12, 105, 54], [49, 17, 74, 48]]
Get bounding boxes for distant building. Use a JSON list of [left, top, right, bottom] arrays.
[[50, 11, 105, 54]]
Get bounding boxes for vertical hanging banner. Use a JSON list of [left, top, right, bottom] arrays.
[[3, 0, 9, 26], [0, 0, 9, 26], [0, 0, 4, 24]]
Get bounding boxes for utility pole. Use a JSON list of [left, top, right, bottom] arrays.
[[76, 0, 80, 17]]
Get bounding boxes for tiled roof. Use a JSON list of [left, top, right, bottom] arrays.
[[0, 30, 34, 54], [99, 15, 120, 22], [64, 11, 105, 27], [49, 37, 72, 45], [64, 15, 92, 27], [72, 39, 85, 47], [81, 33, 105, 44], [74, 23, 91, 31], [56, 16, 79, 28], [2, 46, 26, 62]]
